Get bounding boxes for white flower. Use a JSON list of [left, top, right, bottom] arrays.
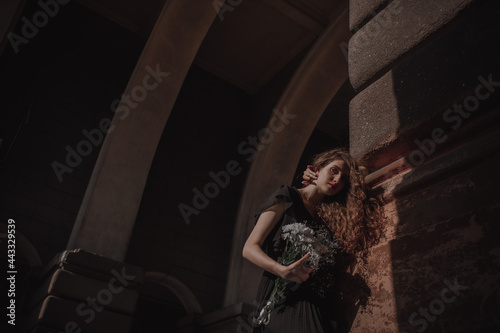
[[280, 222, 338, 271], [254, 221, 339, 326]]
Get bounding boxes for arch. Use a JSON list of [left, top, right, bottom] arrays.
[[141, 271, 203, 314], [66, 0, 219, 261], [224, 8, 352, 305]]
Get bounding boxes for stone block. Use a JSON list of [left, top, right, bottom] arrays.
[[27, 268, 139, 315], [40, 249, 144, 287], [178, 302, 254, 333], [349, 0, 392, 32], [349, 0, 500, 166], [349, 0, 478, 91], [372, 127, 500, 232]]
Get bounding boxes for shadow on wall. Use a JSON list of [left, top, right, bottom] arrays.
[[331, 254, 371, 332], [389, 1, 500, 332]]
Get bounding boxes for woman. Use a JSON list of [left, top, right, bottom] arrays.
[[242, 148, 385, 333]]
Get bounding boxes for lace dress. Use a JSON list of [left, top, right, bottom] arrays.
[[251, 185, 340, 333]]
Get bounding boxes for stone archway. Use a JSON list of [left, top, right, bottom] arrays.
[[224, 8, 351, 306], [142, 271, 203, 314], [132, 271, 203, 332], [66, 0, 219, 262]]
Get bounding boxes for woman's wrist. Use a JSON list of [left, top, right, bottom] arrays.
[[272, 261, 286, 279]]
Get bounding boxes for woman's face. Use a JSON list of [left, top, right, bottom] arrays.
[[316, 159, 350, 196]]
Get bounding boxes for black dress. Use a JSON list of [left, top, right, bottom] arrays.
[[251, 185, 339, 333]]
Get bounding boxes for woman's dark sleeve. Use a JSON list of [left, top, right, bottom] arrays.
[[253, 185, 296, 268], [253, 185, 294, 224]]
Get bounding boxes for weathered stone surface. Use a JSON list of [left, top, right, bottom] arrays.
[[28, 268, 139, 315], [349, 0, 392, 32], [349, 0, 500, 167], [24, 296, 134, 333], [349, 0, 478, 91], [394, 154, 499, 233], [346, 145, 500, 332], [367, 127, 500, 242], [346, 7, 500, 317]]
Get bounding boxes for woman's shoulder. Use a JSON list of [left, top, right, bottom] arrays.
[[266, 185, 301, 202], [255, 185, 300, 218]]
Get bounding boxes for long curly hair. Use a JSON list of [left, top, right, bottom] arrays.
[[305, 149, 385, 256]]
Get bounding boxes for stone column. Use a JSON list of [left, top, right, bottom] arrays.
[[66, 0, 218, 261], [346, 0, 500, 332]]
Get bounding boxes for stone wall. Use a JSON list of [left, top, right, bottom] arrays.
[[344, 0, 500, 331], [2, 0, 499, 332]]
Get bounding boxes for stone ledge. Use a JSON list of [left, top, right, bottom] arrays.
[[365, 112, 500, 196], [40, 249, 144, 287], [21, 249, 144, 332], [378, 131, 499, 234]]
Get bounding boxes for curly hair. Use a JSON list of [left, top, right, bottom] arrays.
[[305, 148, 386, 256]]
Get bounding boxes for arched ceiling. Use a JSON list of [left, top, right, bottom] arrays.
[[78, 0, 347, 94]]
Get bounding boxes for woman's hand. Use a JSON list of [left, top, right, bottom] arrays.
[[279, 253, 313, 283], [301, 165, 318, 186]]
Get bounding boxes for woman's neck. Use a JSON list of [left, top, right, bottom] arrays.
[[298, 185, 325, 207]]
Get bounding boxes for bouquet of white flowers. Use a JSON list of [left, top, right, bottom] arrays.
[[253, 222, 339, 326]]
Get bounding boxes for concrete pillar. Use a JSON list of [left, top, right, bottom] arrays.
[[66, 0, 218, 261], [224, 7, 351, 306]]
